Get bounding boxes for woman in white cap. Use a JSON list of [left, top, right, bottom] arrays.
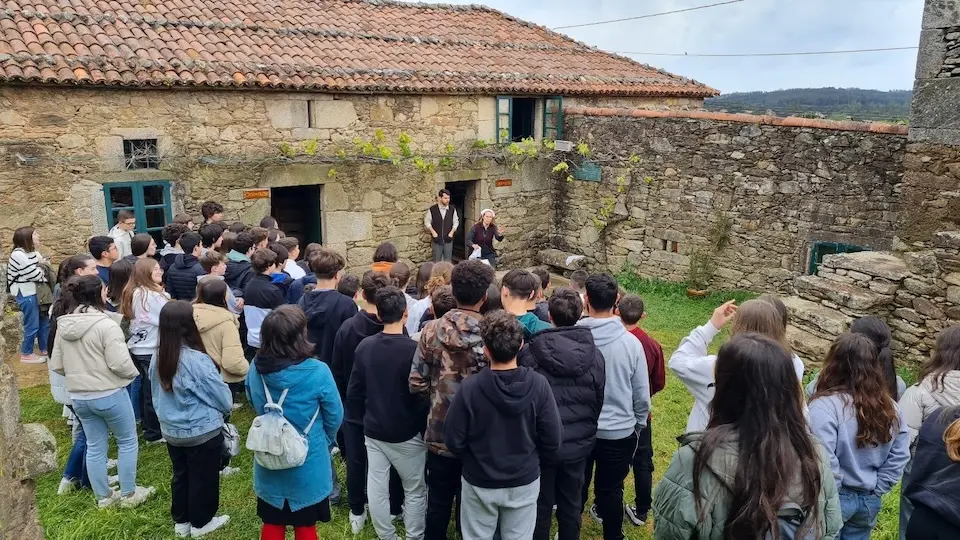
[[466, 209, 505, 269]]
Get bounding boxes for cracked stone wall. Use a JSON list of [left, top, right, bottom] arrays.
[[557, 113, 906, 291]]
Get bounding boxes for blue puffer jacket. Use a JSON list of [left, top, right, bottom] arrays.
[[247, 356, 343, 512], [149, 346, 232, 440]]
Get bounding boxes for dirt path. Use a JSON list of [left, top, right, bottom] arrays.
[[7, 355, 49, 389]]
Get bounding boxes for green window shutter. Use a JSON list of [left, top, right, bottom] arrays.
[[496, 96, 512, 144], [808, 241, 867, 275], [543, 96, 563, 140], [104, 181, 172, 246]]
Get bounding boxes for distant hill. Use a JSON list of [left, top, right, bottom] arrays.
[[704, 88, 912, 123]]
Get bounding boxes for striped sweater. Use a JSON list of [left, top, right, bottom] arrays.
[[6, 248, 45, 297]]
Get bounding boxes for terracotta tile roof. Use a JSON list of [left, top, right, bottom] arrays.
[[0, 0, 717, 97], [565, 107, 909, 135]]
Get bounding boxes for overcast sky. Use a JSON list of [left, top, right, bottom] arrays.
[[397, 0, 924, 94]]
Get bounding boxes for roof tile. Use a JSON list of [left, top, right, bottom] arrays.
[[0, 0, 717, 97]]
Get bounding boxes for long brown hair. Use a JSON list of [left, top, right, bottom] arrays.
[[850, 316, 898, 399], [731, 299, 789, 352], [121, 258, 164, 319], [943, 408, 960, 462], [918, 325, 960, 393], [156, 301, 208, 392], [813, 332, 899, 447], [693, 333, 822, 539], [414, 262, 435, 299]]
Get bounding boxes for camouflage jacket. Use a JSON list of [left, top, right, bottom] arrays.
[[408, 309, 487, 456]]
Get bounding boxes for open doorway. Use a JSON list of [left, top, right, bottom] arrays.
[[271, 185, 323, 248], [444, 180, 479, 261]]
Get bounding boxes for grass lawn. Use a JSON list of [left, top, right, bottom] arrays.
[[19, 276, 906, 539]]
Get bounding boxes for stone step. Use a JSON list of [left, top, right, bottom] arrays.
[[821, 251, 909, 282], [781, 296, 853, 335], [536, 248, 587, 272], [794, 275, 893, 311], [786, 325, 833, 367]]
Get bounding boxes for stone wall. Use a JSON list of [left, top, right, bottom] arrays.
[[556, 109, 907, 291], [0, 87, 570, 269], [784, 232, 960, 367]]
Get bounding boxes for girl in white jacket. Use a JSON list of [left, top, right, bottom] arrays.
[[121, 258, 169, 444], [669, 298, 805, 433], [897, 325, 960, 539]]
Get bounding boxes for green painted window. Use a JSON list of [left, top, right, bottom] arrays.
[[496, 96, 513, 144], [543, 96, 563, 140], [103, 181, 172, 247], [808, 241, 867, 275]]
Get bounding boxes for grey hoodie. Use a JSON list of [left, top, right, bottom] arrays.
[[577, 316, 650, 439], [899, 371, 960, 448]]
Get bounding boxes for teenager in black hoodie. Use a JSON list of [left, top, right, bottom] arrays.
[[296, 248, 358, 364], [346, 286, 430, 540], [444, 310, 562, 540], [905, 405, 960, 538], [519, 288, 605, 540], [331, 270, 404, 532]]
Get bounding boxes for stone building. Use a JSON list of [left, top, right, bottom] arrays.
[[0, 0, 715, 271]]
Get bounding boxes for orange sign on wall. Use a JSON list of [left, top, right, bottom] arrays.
[[495, 179, 513, 187], [243, 189, 270, 200]]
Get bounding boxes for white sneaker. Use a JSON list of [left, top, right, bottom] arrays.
[[106, 458, 118, 471], [174, 523, 191, 538], [146, 438, 167, 446], [191, 515, 230, 538], [57, 478, 76, 495], [19, 354, 46, 364], [230, 402, 242, 411], [97, 490, 121, 509], [350, 508, 368, 534], [331, 446, 341, 458], [219, 466, 240, 477], [119, 486, 156, 509], [108, 475, 119, 486], [589, 504, 603, 524]]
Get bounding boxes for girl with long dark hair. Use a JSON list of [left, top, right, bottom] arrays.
[[810, 333, 910, 539], [807, 317, 906, 400], [653, 333, 841, 539], [7, 226, 50, 363], [898, 325, 960, 538], [904, 405, 960, 538], [48, 275, 154, 508], [122, 258, 169, 443], [247, 306, 343, 540], [150, 300, 233, 537]]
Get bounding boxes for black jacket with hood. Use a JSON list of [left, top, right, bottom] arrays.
[[905, 406, 960, 529], [298, 289, 358, 366], [518, 326, 605, 463], [332, 310, 383, 409], [165, 253, 205, 301], [224, 258, 254, 297], [444, 366, 562, 489]]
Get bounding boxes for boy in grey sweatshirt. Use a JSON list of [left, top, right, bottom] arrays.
[[576, 273, 649, 540]]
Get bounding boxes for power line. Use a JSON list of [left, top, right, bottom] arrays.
[[614, 46, 918, 57], [552, 0, 744, 30]]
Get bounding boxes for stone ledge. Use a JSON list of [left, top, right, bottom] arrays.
[[821, 252, 910, 281], [781, 296, 853, 335], [794, 275, 893, 310], [564, 107, 909, 134], [537, 249, 587, 271]]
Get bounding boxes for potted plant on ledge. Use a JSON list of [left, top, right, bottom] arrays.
[[687, 248, 715, 298]]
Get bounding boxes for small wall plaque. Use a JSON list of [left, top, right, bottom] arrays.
[[495, 179, 513, 187], [243, 189, 270, 200]]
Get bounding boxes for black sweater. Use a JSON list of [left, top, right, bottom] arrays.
[[345, 332, 428, 442], [905, 406, 960, 529], [298, 289, 359, 365], [332, 311, 383, 406], [518, 326, 605, 462], [444, 367, 562, 489]]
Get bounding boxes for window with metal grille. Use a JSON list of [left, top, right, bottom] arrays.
[[122, 139, 160, 170]]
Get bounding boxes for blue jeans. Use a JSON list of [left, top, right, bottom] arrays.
[[126, 375, 142, 421], [15, 292, 50, 355], [839, 487, 882, 540], [63, 421, 90, 488], [73, 390, 139, 499]]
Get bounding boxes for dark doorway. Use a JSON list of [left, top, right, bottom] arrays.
[[444, 180, 479, 261], [511, 98, 536, 141], [271, 185, 323, 249]]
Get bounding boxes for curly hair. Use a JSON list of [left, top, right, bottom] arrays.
[[813, 332, 899, 447]]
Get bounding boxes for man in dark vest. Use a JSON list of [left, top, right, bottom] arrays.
[[424, 188, 460, 262]]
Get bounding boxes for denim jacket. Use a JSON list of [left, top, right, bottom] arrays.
[[150, 346, 233, 440]]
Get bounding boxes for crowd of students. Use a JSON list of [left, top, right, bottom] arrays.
[[8, 198, 960, 539]]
